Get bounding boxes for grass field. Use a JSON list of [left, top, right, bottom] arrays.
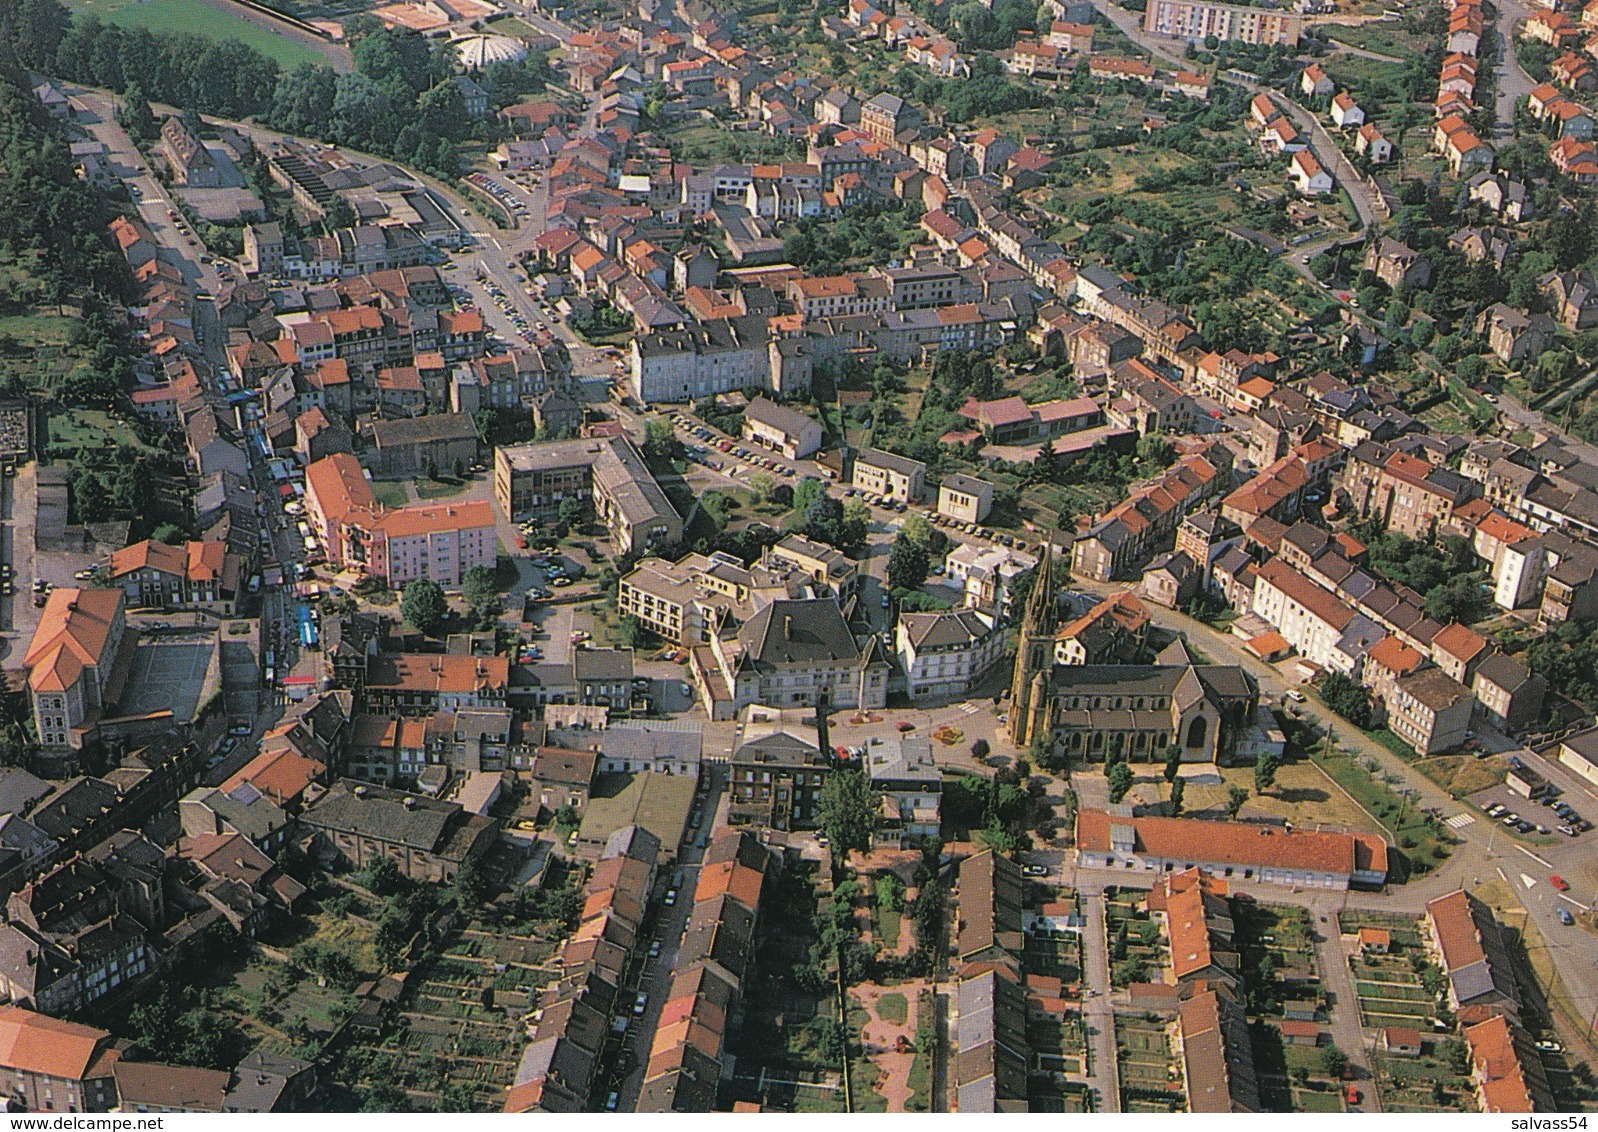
[[64, 0, 326, 68], [369, 480, 409, 509], [1308, 745, 1455, 874], [47, 407, 159, 456]]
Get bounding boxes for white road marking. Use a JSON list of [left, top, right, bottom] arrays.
[[1521, 873, 1538, 889], [1444, 812, 1476, 828], [1515, 844, 1554, 869], [1559, 893, 1591, 912]]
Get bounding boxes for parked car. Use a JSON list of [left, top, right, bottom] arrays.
[[1551, 875, 1570, 892], [1022, 864, 1048, 877], [1557, 907, 1574, 926]]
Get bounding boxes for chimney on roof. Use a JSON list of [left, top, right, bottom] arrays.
[[403, 796, 417, 809], [783, 615, 792, 639]]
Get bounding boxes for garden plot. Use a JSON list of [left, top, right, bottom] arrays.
[[1104, 892, 1170, 987], [1115, 1015, 1185, 1112], [1369, 1040, 1478, 1113], [1029, 1014, 1088, 1077], [1337, 912, 1449, 1031], [1233, 901, 1321, 1018], [1024, 933, 1083, 984]]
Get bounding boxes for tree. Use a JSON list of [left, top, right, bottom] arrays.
[[1319, 1045, 1349, 1079], [980, 814, 1025, 854], [887, 536, 929, 592], [400, 578, 447, 636], [361, 1083, 410, 1112], [461, 565, 502, 630], [1169, 777, 1185, 816], [841, 498, 872, 550], [1224, 785, 1249, 820], [1320, 670, 1373, 729], [117, 82, 157, 140], [900, 512, 947, 556], [804, 493, 846, 546], [1107, 762, 1134, 804], [557, 495, 584, 531], [451, 855, 493, 909], [971, 738, 990, 760], [642, 416, 678, 462], [1255, 751, 1281, 795], [816, 769, 876, 867], [1163, 750, 1182, 783]]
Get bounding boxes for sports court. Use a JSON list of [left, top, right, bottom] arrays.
[[115, 635, 218, 723]]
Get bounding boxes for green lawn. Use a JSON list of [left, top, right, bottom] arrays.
[[415, 476, 473, 501], [46, 407, 158, 456], [368, 480, 409, 508], [1298, 1089, 1346, 1112], [64, 0, 327, 68], [875, 991, 907, 1026], [0, 313, 75, 347]]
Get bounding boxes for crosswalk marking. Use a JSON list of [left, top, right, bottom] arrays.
[[957, 702, 980, 715], [1443, 813, 1476, 829]]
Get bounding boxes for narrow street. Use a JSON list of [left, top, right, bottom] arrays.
[[1492, 0, 1538, 138], [1311, 918, 1382, 1111], [1076, 890, 1121, 1113]]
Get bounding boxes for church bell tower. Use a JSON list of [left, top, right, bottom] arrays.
[[1008, 540, 1058, 748]]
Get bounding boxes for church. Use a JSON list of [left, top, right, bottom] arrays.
[[1008, 544, 1259, 763]]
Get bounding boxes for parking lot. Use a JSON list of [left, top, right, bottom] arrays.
[[1467, 781, 1590, 842]]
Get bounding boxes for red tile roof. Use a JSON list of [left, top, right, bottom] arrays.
[[1077, 809, 1372, 879]]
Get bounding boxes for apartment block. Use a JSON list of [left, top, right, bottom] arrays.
[[1144, 0, 1301, 44]]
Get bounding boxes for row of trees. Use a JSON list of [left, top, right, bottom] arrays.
[[12, 0, 553, 186]]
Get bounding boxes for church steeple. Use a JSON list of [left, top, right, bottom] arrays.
[[1008, 540, 1058, 748], [1021, 535, 1058, 638]]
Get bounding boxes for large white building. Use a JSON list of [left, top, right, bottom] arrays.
[[1250, 558, 1369, 672], [694, 598, 889, 719], [1143, 0, 1301, 44], [945, 543, 1036, 616], [24, 588, 127, 750], [743, 397, 824, 460], [895, 609, 1004, 700], [629, 315, 770, 404], [304, 453, 496, 586], [1076, 809, 1387, 890]]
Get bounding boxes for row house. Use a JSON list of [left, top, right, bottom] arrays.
[[1340, 443, 1478, 539], [1071, 448, 1228, 581]]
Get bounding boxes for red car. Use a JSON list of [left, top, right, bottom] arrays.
[[1550, 875, 1570, 892], [1344, 1087, 1361, 1106]]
